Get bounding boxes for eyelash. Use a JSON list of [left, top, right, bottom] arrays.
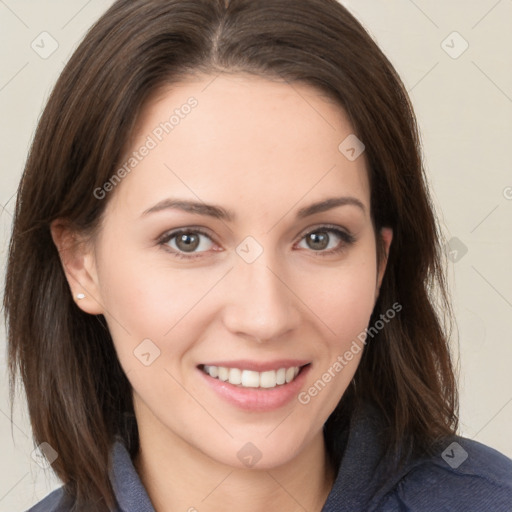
[[157, 225, 356, 260]]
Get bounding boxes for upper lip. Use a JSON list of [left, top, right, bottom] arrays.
[[198, 359, 311, 372]]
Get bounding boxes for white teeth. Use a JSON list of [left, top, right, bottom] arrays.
[[229, 367, 242, 385], [241, 370, 260, 388], [218, 366, 229, 381], [202, 365, 302, 388], [285, 367, 295, 383], [276, 368, 286, 385], [260, 370, 276, 388]]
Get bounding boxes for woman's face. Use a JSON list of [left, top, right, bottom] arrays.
[[67, 73, 392, 469]]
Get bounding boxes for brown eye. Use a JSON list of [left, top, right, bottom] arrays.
[[175, 232, 201, 252], [298, 226, 356, 255], [160, 229, 215, 259], [305, 231, 330, 251]]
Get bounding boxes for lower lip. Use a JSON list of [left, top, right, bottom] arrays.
[[198, 365, 311, 412]]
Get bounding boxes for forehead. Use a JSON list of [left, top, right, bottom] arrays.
[[108, 73, 370, 221]]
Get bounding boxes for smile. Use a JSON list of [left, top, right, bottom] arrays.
[[201, 364, 302, 389], [197, 360, 312, 411]]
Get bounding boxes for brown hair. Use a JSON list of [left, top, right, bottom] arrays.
[[4, 0, 458, 509]]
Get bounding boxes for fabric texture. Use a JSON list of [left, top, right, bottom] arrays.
[[27, 404, 512, 511]]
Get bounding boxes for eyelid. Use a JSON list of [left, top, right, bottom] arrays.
[[297, 224, 356, 255], [157, 226, 216, 244], [298, 222, 353, 240], [157, 223, 356, 259], [157, 226, 218, 258]]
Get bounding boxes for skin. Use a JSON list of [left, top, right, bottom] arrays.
[[52, 73, 392, 512]]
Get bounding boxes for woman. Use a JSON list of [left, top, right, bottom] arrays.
[[4, 0, 511, 511]]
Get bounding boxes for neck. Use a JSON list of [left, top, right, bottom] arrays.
[[133, 412, 336, 512]]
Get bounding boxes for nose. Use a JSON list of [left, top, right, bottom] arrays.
[[221, 250, 301, 344]]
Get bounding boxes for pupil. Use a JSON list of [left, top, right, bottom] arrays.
[[309, 232, 328, 250], [177, 233, 199, 252], [174, 232, 329, 253]]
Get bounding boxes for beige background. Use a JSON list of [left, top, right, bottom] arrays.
[[1, 0, 511, 510]]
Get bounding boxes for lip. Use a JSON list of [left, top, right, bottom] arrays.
[[198, 359, 311, 372], [197, 362, 311, 412]]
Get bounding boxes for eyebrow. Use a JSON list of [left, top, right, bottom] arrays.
[[142, 196, 366, 221]]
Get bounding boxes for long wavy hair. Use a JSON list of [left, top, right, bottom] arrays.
[[4, 0, 458, 509]]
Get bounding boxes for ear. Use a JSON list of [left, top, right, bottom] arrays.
[[50, 219, 104, 315], [375, 227, 393, 298]]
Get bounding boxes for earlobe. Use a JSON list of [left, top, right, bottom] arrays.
[[50, 220, 104, 315]]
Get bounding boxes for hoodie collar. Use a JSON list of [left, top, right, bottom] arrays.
[[109, 403, 413, 512]]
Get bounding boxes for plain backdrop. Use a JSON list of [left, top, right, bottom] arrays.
[[1, 1, 511, 510]]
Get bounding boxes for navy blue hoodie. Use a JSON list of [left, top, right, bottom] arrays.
[[27, 404, 512, 511]]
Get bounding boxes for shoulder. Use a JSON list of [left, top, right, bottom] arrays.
[[375, 436, 512, 512], [26, 487, 73, 512]]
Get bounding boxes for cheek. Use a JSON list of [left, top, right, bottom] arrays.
[[290, 260, 378, 433], [304, 250, 378, 342], [96, 230, 378, 371], [95, 244, 219, 368]]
